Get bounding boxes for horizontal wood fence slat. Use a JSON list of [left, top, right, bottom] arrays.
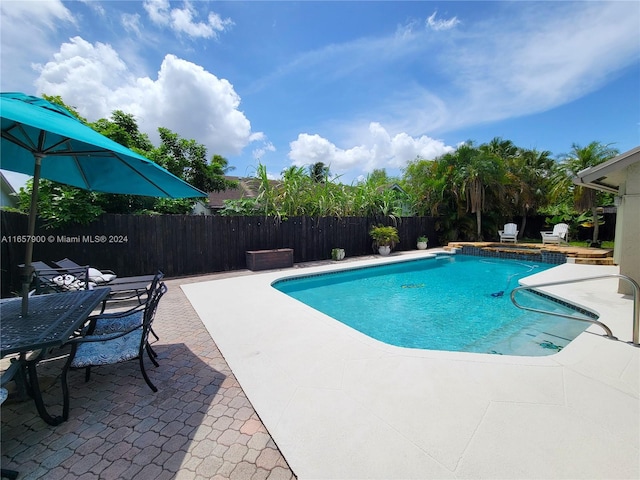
[[1, 212, 437, 298]]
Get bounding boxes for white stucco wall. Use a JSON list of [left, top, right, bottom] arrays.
[[614, 161, 640, 295]]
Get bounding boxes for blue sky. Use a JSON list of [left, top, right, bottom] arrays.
[[1, 0, 639, 189]]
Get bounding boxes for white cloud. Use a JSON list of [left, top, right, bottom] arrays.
[[416, 3, 638, 133], [143, 0, 233, 39], [121, 13, 142, 36], [0, 0, 75, 28], [426, 11, 459, 31], [34, 37, 131, 110], [4, 0, 638, 185], [288, 123, 454, 177], [79, 0, 106, 17], [437, 2, 640, 129], [252, 141, 276, 160], [0, 0, 76, 91], [33, 38, 260, 157], [260, 2, 638, 145]]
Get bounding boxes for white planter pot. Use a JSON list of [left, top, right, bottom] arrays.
[[378, 245, 391, 256], [417, 242, 428, 250], [332, 248, 345, 260]]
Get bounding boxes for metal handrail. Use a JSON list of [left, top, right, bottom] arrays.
[[510, 274, 639, 346]]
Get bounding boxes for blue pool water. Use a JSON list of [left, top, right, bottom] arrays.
[[273, 255, 593, 356]]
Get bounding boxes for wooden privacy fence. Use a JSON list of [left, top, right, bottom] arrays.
[[1, 211, 437, 297]]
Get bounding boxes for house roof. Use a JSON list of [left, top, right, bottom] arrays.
[[208, 177, 255, 208], [573, 145, 640, 194], [0, 171, 16, 195], [208, 176, 280, 209], [0, 171, 18, 208]]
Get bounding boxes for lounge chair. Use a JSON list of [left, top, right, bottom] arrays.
[[498, 223, 519, 243], [54, 258, 116, 284], [23, 261, 91, 294], [54, 258, 156, 286], [541, 223, 569, 245], [54, 258, 160, 310]]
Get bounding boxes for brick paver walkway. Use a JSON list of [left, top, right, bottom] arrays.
[[1, 274, 296, 479]]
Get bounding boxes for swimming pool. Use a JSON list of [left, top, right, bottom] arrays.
[[273, 255, 594, 356]]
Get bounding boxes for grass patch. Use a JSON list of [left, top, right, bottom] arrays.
[[569, 240, 614, 248], [519, 238, 614, 248]]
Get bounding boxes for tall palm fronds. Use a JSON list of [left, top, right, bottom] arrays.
[[451, 142, 506, 240], [504, 148, 554, 234], [550, 142, 619, 242]]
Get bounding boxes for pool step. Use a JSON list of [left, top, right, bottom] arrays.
[[572, 257, 616, 265]]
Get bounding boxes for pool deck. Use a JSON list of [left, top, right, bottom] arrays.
[[183, 250, 639, 479], [1, 251, 637, 479]]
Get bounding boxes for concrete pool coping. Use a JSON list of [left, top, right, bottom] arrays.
[[182, 250, 639, 479]]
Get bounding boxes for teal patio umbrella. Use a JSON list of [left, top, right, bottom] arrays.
[[0, 92, 207, 314]]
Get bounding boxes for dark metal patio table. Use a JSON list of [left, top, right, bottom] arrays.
[[0, 288, 109, 425]]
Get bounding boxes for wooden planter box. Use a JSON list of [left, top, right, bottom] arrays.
[[246, 248, 294, 271]]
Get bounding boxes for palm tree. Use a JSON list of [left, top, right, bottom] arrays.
[[484, 137, 518, 160], [309, 162, 330, 183], [551, 142, 619, 243], [505, 148, 554, 235], [452, 142, 505, 240]]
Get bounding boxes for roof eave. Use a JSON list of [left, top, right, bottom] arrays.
[[573, 145, 640, 194]]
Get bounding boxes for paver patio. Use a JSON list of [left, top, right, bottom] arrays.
[[1, 272, 296, 479]]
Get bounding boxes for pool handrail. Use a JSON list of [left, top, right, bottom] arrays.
[[509, 273, 639, 346]]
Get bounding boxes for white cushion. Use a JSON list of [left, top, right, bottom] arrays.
[[88, 267, 117, 283], [53, 274, 76, 286], [52, 274, 86, 290]]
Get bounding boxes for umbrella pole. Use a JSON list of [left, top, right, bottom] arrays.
[[21, 154, 43, 316]]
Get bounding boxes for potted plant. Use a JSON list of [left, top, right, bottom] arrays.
[[331, 248, 345, 260], [369, 225, 399, 256], [417, 236, 428, 250]]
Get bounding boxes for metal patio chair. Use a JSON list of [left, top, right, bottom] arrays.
[[1, 362, 22, 479], [61, 275, 167, 420]]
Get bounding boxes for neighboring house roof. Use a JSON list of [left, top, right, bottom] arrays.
[[207, 178, 408, 210], [372, 182, 408, 195], [208, 176, 253, 208], [208, 176, 279, 209], [0, 171, 18, 208], [389, 183, 407, 194], [573, 145, 640, 194]]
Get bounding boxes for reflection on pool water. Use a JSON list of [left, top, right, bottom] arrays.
[[273, 255, 594, 356]]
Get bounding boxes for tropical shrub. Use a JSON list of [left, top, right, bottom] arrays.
[[369, 225, 400, 249]]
